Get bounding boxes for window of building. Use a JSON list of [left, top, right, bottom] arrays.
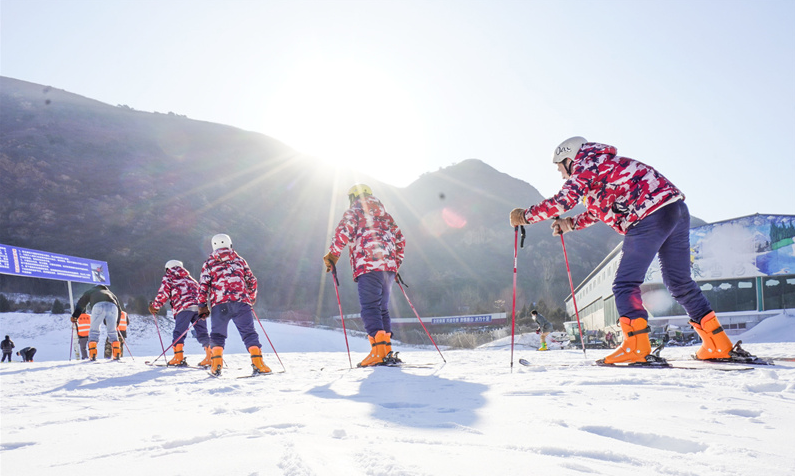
[[762, 275, 795, 310]]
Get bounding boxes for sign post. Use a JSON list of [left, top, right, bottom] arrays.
[[0, 243, 111, 360]]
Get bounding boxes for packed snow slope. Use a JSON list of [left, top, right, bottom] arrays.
[[2, 312, 795, 476]]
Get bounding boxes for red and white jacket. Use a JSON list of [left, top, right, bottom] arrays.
[[198, 249, 257, 307], [328, 195, 406, 280], [150, 266, 200, 315], [521, 143, 684, 235]]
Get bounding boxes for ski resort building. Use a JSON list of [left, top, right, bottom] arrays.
[[564, 214, 795, 341]]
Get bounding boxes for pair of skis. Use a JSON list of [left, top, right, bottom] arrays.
[[519, 340, 783, 372]]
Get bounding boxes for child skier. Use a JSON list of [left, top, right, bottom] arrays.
[[149, 260, 212, 367], [198, 234, 270, 376], [324, 184, 406, 367]]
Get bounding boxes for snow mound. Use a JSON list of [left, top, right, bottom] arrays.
[[736, 311, 795, 344]]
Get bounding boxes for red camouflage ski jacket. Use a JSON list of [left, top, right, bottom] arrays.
[[150, 266, 201, 315], [198, 249, 257, 308], [521, 142, 684, 235], [328, 195, 406, 281]]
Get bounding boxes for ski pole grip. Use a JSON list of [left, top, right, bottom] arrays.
[[396, 273, 408, 287], [331, 264, 340, 287], [520, 225, 526, 248]]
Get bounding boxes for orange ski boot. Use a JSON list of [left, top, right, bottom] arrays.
[[111, 341, 121, 360], [248, 346, 272, 374], [88, 341, 98, 361], [358, 330, 388, 367], [599, 317, 652, 365], [198, 346, 212, 367], [209, 346, 223, 376], [691, 312, 733, 360], [168, 344, 186, 366]]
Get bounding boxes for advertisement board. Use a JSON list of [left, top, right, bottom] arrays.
[[0, 243, 110, 285]]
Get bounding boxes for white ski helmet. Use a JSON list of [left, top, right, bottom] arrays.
[[165, 260, 183, 270], [552, 136, 587, 164], [211, 233, 232, 251]]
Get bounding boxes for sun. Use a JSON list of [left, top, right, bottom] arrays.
[[264, 58, 428, 187]]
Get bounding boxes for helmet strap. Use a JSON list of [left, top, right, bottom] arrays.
[[564, 158, 573, 176]]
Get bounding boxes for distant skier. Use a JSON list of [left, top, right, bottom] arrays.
[[71, 285, 124, 361], [17, 346, 36, 362], [323, 184, 406, 367], [198, 234, 270, 376], [531, 310, 553, 351], [1, 335, 14, 362], [149, 260, 212, 367], [510, 137, 755, 365]]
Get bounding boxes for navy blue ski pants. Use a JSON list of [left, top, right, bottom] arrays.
[[209, 301, 261, 349], [613, 200, 712, 323], [357, 271, 395, 337]]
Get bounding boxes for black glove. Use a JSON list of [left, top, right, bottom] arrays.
[[70, 316, 78, 323]]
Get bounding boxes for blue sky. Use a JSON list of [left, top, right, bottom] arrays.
[[1, 0, 793, 223]]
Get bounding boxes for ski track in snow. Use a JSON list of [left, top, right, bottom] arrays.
[[2, 312, 795, 475]]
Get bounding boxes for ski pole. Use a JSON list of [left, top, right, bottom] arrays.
[[69, 321, 77, 361], [150, 311, 166, 354], [148, 318, 197, 365], [396, 273, 446, 363], [331, 264, 353, 369], [119, 333, 134, 361], [559, 232, 586, 357], [252, 309, 286, 372], [509, 226, 522, 372]]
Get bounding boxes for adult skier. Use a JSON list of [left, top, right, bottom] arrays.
[[198, 234, 270, 376], [1, 335, 14, 362], [323, 184, 406, 367], [509, 137, 754, 365], [531, 310, 553, 351], [71, 285, 124, 361], [17, 346, 37, 362], [149, 260, 212, 367]]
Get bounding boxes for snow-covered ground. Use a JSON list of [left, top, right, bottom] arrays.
[[2, 311, 795, 475]]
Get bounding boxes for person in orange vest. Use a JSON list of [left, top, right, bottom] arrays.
[[70, 313, 91, 359], [105, 311, 129, 358]]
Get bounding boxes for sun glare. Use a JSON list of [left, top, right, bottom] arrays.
[[265, 59, 427, 187]]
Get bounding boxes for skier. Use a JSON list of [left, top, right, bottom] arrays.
[[531, 310, 553, 351], [71, 313, 91, 359], [1, 335, 14, 362], [323, 184, 406, 367], [71, 285, 124, 361], [198, 234, 270, 376], [509, 137, 754, 365], [149, 260, 212, 367], [17, 346, 37, 362]]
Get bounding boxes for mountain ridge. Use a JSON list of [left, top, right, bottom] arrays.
[[1, 76, 626, 324]]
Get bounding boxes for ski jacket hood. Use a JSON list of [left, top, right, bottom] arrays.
[[198, 248, 257, 307], [328, 194, 406, 280], [521, 142, 683, 235]]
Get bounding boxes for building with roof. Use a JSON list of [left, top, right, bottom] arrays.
[[564, 214, 795, 342]]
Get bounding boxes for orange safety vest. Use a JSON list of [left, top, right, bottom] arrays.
[[77, 313, 91, 337], [117, 311, 128, 331]]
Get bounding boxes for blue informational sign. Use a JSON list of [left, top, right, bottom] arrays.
[[0, 244, 110, 285]]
